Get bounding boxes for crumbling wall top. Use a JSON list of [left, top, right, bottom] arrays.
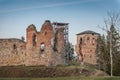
[[27, 24, 37, 32], [41, 20, 53, 31]]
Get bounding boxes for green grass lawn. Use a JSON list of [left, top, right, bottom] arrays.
[[0, 76, 120, 80]]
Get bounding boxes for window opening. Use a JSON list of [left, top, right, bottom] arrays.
[[13, 44, 17, 49], [80, 37, 82, 44], [33, 34, 37, 46], [51, 37, 54, 48], [40, 42, 45, 52], [92, 33, 94, 36]]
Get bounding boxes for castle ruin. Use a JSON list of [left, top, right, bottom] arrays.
[[75, 30, 100, 64], [0, 20, 69, 66]]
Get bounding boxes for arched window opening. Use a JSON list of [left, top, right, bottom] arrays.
[[40, 42, 45, 52], [51, 37, 54, 48], [33, 34, 37, 46]]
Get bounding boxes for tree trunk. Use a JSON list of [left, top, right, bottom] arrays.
[[110, 32, 113, 76]]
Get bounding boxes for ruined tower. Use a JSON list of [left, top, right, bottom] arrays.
[[26, 20, 68, 66], [52, 22, 69, 63], [75, 30, 100, 64]]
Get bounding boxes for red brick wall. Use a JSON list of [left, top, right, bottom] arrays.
[[36, 30, 54, 48], [26, 21, 55, 49], [76, 33, 99, 64]]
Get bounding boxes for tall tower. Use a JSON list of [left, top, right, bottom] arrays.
[[26, 24, 37, 49], [75, 30, 100, 64], [52, 22, 69, 63]]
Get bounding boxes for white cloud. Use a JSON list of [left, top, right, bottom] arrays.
[[0, 0, 101, 13]]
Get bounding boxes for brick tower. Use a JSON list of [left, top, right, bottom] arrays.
[[75, 30, 100, 64]]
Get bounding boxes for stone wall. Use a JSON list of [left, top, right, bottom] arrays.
[[0, 39, 26, 66]]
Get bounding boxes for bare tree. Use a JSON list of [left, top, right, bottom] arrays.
[[98, 12, 120, 76], [105, 12, 120, 76], [106, 12, 120, 33]]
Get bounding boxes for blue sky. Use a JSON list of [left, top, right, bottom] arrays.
[[0, 0, 120, 45]]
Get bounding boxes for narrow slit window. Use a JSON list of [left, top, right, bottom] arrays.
[[13, 44, 17, 49], [80, 37, 82, 44], [33, 34, 37, 46]]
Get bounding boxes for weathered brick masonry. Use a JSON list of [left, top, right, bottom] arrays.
[[25, 20, 65, 66], [0, 39, 26, 66], [0, 20, 66, 66], [75, 30, 100, 64]]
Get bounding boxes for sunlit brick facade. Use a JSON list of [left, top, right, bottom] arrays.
[[75, 30, 100, 64]]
